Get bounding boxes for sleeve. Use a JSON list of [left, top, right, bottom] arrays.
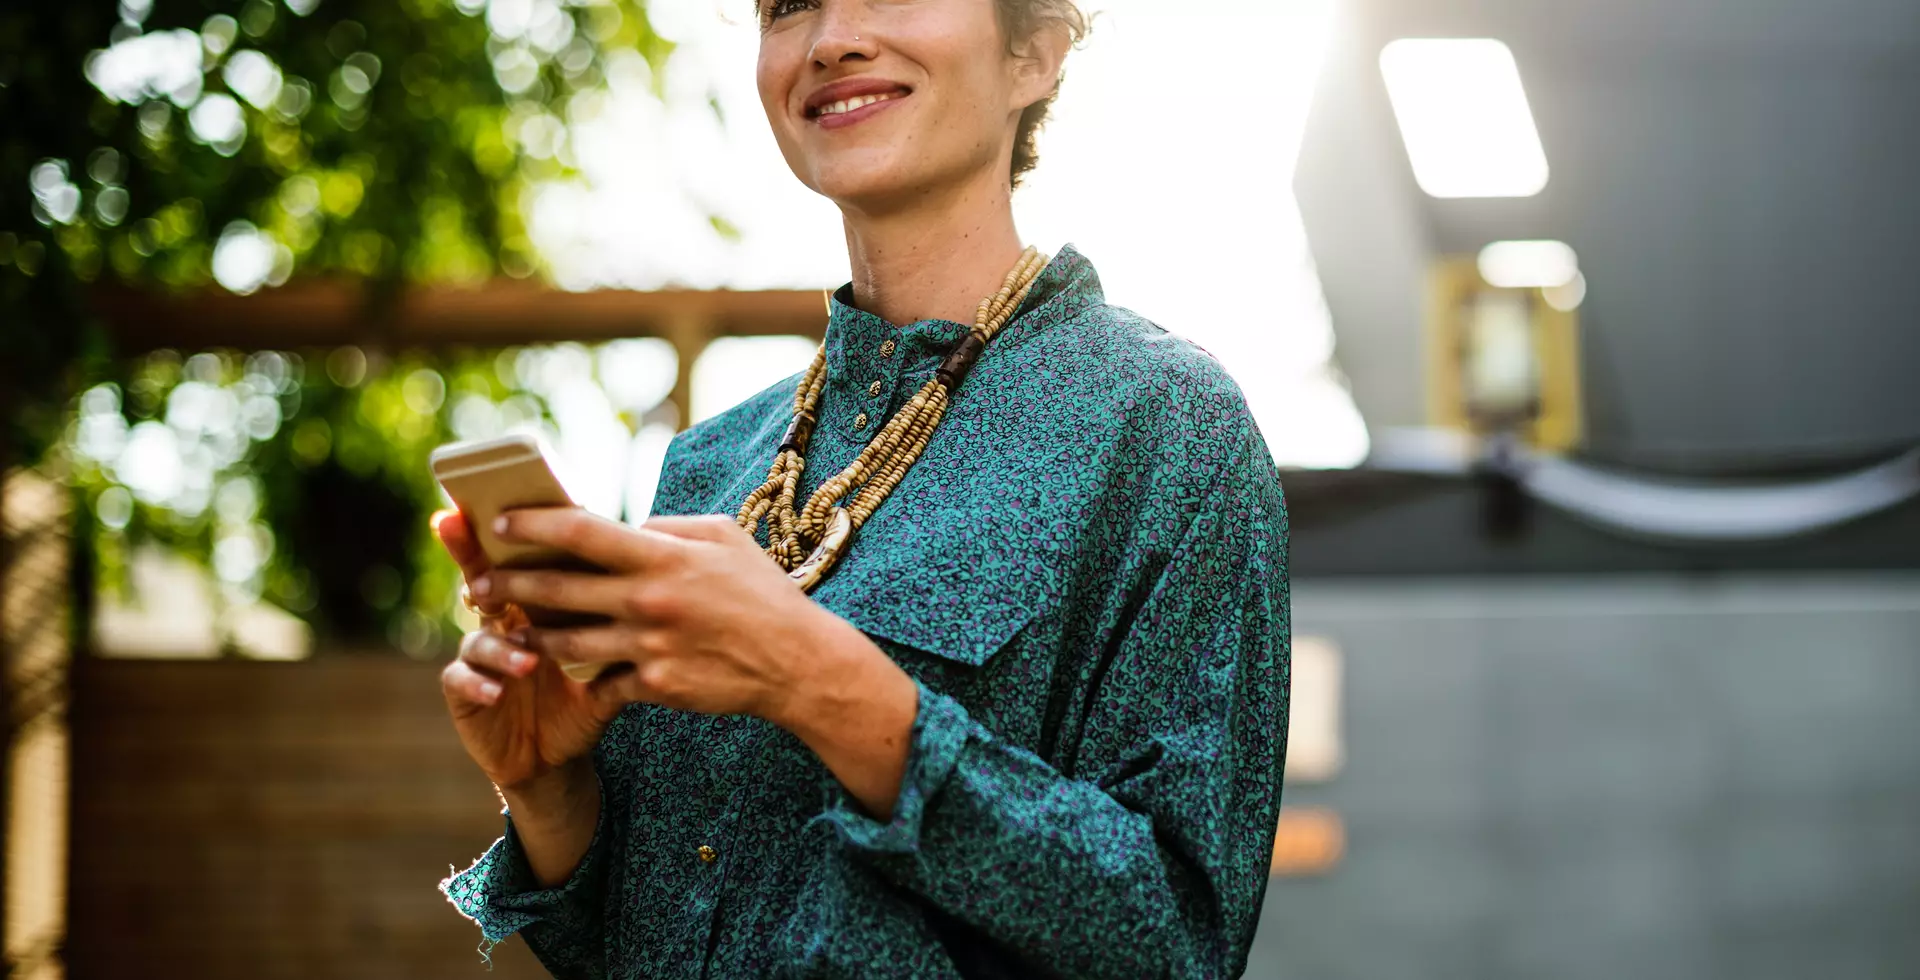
[[439, 740, 629, 979], [813, 424, 1291, 979]]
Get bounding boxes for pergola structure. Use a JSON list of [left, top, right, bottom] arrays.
[[91, 281, 835, 430]]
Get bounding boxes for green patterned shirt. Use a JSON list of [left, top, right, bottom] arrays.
[[441, 247, 1291, 978]]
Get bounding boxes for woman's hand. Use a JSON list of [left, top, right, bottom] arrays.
[[472, 509, 921, 817], [471, 510, 834, 721], [433, 511, 622, 797]]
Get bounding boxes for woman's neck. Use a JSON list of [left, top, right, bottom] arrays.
[[839, 169, 1027, 328]]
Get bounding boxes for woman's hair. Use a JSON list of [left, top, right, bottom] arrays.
[[998, 0, 1090, 187]]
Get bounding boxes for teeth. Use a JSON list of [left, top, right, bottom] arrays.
[[816, 92, 902, 117]]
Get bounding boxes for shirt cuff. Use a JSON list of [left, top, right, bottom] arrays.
[[439, 794, 608, 943], [814, 679, 972, 855]]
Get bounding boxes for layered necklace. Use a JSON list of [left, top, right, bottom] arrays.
[[735, 247, 1050, 593]]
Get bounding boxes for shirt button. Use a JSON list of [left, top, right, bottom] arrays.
[[853, 413, 870, 431], [697, 845, 717, 864], [867, 381, 883, 397], [879, 339, 897, 357]]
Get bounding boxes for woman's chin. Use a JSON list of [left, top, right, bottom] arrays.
[[799, 132, 1007, 215], [811, 162, 932, 213]]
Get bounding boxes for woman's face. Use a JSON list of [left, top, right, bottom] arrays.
[[756, 0, 1050, 212]]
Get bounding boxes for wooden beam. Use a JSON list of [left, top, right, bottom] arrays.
[[1, 470, 73, 980], [663, 311, 715, 431], [91, 280, 832, 352]]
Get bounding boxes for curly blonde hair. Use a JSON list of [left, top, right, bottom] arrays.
[[999, 0, 1090, 187]]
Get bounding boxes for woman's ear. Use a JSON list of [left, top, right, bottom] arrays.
[[1009, 20, 1073, 109]]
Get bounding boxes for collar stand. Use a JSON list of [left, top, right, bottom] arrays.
[[822, 245, 1100, 372]]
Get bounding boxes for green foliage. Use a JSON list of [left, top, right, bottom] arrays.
[[69, 344, 541, 654], [1, 0, 679, 653], [1, 0, 674, 465]]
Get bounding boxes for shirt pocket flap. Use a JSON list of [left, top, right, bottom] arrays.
[[812, 523, 1059, 669]]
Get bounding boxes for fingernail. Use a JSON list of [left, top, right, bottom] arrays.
[[493, 516, 511, 536], [506, 628, 529, 646], [508, 652, 536, 673], [478, 680, 503, 703], [471, 575, 491, 597]]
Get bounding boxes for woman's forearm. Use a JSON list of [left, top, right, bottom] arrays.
[[499, 757, 602, 889], [771, 610, 919, 821]]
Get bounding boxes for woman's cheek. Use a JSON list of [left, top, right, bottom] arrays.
[[754, 43, 795, 131]]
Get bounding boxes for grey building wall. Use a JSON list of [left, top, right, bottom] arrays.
[[1246, 574, 1920, 980], [1299, 0, 1920, 473]]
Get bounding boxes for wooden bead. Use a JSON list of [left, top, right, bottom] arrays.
[[779, 413, 816, 455], [739, 248, 1046, 587], [936, 333, 989, 389]]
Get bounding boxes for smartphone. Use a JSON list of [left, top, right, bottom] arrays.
[[430, 433, 618, 683]]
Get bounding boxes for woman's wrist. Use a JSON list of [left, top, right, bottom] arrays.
[[764, 608, 893, 738], [498, 758, 602, 890], [767, 608, 919, 818], [499, 756, 598, 825]]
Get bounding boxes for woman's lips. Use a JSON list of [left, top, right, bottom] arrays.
[[810, 91, 909, 130]]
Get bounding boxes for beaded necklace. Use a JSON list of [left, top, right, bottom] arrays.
[[735, 248, 1050, 593]]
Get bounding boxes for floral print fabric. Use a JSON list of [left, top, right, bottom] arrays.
[[441, 247, 1291, 979]]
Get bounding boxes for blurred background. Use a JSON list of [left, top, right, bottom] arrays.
[[1, 0, 1916, 977]]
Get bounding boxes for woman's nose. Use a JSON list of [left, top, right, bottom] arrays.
[[807, 6, 881, 67]]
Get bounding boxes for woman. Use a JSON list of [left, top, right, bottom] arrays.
[[437, 1, 1291, 976]]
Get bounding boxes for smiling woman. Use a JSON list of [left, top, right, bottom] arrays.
[[753, 0, 1088, 222], [437, 1, 1291, 977], [762, 0, 1088, 185]]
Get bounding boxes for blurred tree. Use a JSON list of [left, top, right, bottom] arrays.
[[0, 0, 675, 468], [1, 0, 685, 652]]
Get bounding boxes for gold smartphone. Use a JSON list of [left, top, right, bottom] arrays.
[[430, 433, 617, 683]]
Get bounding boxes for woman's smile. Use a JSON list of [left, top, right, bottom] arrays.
[[804, 78, 914, 130]]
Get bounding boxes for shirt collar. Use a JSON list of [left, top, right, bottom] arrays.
[[823, 244, 1104, 375]]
